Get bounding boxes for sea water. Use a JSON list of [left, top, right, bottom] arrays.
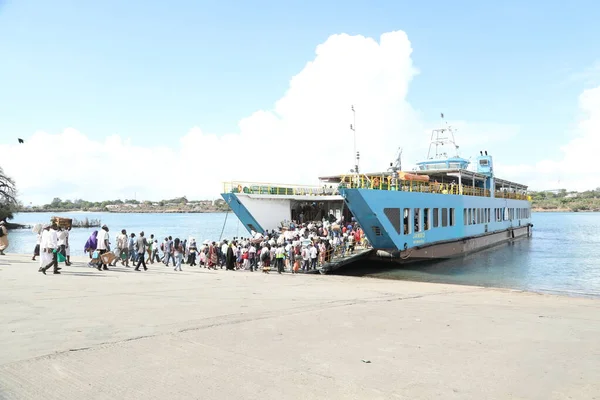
[[5, 211, 600, 297]]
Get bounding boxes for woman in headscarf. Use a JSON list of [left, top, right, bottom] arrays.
[[208, 242, 218, 270], [226, 242, 235, 270], [84, 230, 98, 259]]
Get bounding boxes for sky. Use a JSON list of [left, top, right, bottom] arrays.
[[0, 0, 599, 205]]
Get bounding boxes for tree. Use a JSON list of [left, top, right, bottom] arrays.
[[0, 167, 18, 221]]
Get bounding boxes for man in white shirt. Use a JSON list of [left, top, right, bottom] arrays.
[[220, 241, 229, 268], [309, 243, 318, 270], [38, 225, 50, 271], [40, 224, 60, 275], [96, 225, 110, 270]]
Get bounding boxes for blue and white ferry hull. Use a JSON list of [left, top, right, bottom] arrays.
[[341, 188, 532, 262]]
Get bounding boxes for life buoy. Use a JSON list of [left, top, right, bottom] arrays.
[[372, 177, 381, 188], [237, 185, 242, 193]]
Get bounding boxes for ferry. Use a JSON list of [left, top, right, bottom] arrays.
[[336, 123, 533, 262], [221, 120, 532, 263]]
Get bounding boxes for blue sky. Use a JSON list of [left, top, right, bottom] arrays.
[[0, 0, 599, 202]]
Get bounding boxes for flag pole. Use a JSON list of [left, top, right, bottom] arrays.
[[351, 105, 358, 175]]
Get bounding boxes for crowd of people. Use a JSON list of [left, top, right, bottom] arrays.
[[31, 217, 369, 276]]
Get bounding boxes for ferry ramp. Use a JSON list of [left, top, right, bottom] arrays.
[[318, 246, 374, 274]]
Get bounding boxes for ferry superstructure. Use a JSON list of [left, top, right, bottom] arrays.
[[337, 123, 532, 261]]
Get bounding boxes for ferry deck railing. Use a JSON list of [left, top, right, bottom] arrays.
[[336, 174, 531, 201], [224, 177, 531, 201], [223, 181, 337, 196]]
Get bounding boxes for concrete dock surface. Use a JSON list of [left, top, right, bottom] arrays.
[[0, 253, 599, 400]]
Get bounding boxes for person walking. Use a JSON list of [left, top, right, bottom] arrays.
[[0, 220, 9, 255], [135, 231, 148, 271], [146, 234, 155, 264], [114, 229, 129, 267], [173, 238, 183, 271], [32, 227, 42, 261], [128, 233, 137, 264], [96, 225, 110, 271], [164, 236, 175, 267], [64, 226, 72, 266], [151, 239, 160, 263], [40, 224, 60, 275]]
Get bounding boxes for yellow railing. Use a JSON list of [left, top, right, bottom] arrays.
[[223, 181, 336, 196], [337, 174, 530, 200]]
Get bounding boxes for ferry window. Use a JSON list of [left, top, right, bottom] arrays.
[[477, 209, 481, 224], [424, 208, 430, 230], [433, 208, 439, 228], [479, 159, 489, 166], [441, 208, 448, 227], [488, 208, 491, 223], [403, 208, 411, 234], [467, 208, 472, 225], [463, 209, 468, 226], [414, 208, 421, 232], [449, 208, 455, 226]]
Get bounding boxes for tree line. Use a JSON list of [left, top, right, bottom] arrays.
[[20, 196, 230, 212], [530, 188, 600, 211]]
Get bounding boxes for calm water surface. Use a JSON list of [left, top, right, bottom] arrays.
[[344, 212, 600, 297], [8, 211, 244, 257], [5, 212, 600, 297]]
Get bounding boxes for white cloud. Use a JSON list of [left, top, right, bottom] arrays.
[[496, 85, 600, 191], [1, 31, 425, 205]]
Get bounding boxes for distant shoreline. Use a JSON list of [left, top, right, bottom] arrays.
[[16, 209, 229, 214], [532, 208, 599, 213]]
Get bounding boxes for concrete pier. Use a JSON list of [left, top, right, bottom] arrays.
[[1, 253, 599, 399]]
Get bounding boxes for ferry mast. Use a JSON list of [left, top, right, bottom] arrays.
[[350, 105, 360, 174], [427, 113, 460, 160]]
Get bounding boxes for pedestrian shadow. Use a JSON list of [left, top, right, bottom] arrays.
[[60, 271, 113, 277]]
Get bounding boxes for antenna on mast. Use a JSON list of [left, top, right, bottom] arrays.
[[427, 112, 459, 160], [350, 105, 360, 175]]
